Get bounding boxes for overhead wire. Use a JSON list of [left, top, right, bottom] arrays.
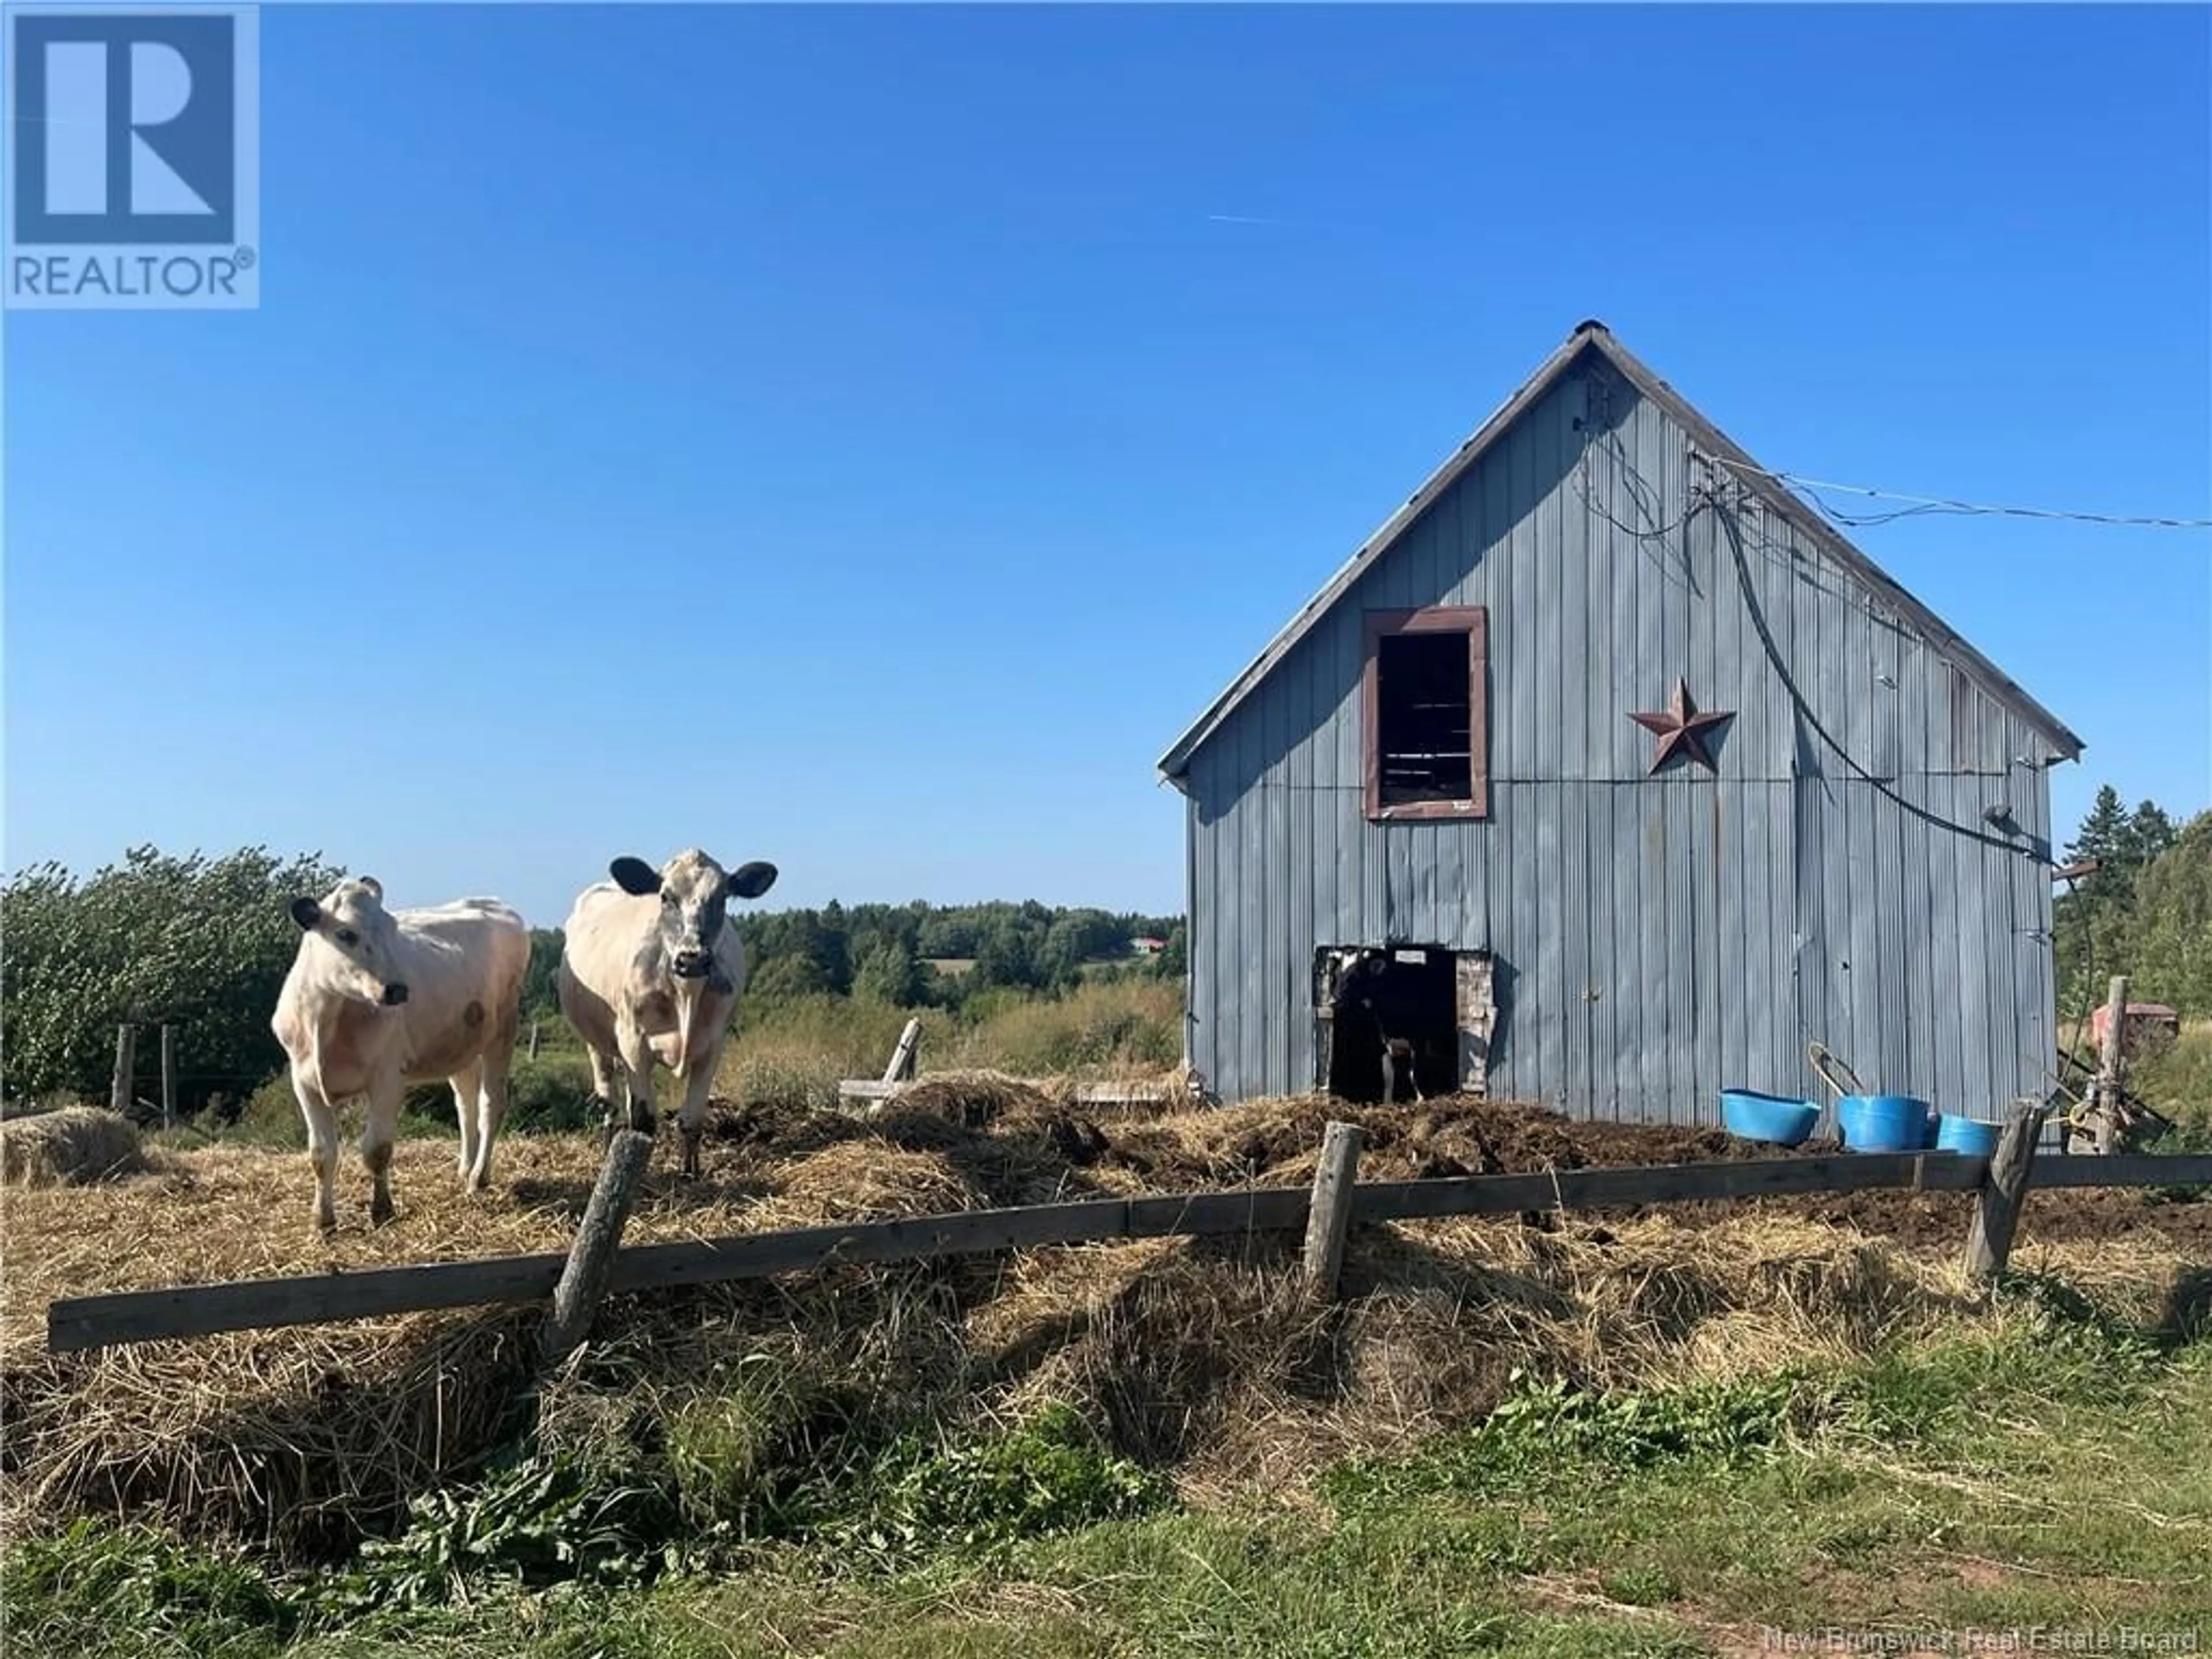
[[1706, 456, 2212, 533], [1709, 486, 2048, 861]]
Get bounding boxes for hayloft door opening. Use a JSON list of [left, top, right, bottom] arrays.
[[1315, 946, 1461, 1104]]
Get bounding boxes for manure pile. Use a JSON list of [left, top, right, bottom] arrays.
[[3, 1081, 2203, 1562]]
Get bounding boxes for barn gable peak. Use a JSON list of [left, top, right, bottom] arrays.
[[1156, 321, 2083, 786]]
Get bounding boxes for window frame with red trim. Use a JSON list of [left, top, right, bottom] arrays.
[[1361, 605, 1490, 823]]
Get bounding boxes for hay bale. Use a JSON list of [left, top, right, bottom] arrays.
[[1, 1107, 145, 1187], [889, 1069, 1055, 1128]]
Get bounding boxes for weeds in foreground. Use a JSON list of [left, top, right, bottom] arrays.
[[7, 1269, 2207, 1659]]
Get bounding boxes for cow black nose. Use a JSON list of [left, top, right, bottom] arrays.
[[673, 952, 708, 978], [382, 983, 411, 1006]]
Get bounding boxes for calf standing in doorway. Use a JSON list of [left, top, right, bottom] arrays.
[[271, 878, 531, 1232], [555, 847, 778, 1177]]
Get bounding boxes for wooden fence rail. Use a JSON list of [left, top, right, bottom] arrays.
[[47, 1147, 2212, 1355]]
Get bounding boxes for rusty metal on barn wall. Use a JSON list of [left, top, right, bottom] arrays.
[[1169, 328, 2075, 1126]]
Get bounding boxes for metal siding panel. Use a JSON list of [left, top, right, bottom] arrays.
[[1846, 768, 1883, 1092], [1659, 782, 1691, 1123], [1870, 608, 1902, 779], [1691, 786, 1721, 1124], [1930, 657, 1957, 781], [1562, 403, 1592, 785], [1931, 772, 1968, 1113], [1737, 782, 1779, 1090], [1488, 776, 1523, 1100], [1717, 504, 1756, 1096], [1536, 762, 1567, 1110], [1895, 634, 1929, 778], [1483, 423, 1513, 785], [2020, 774, 2054, 1098], [1560, 783, 1593, 1112], [1584, 783, 1619, 1115], [1535, 392, 1565, 787], [1759, 509, 1800, 781], [1602, 787, 1639, 1112], [1311, 640, 1341, 1077], [1952, 778, 1994, 1116], [1637, 788, 1671, 1115], [1772, 777, 1808, 1105], [1972, 785, 2011, 1114], [1842, 588, 1875, 785], [1875, 751, 1911, 1096], [1509, 412, 1541, 787], [1259, 664, 1286, 1096], [1334, 603, 1370, 950], [1235, 706, 1264, 1099], [1284, 644, 1315, 1098], [1385, 825, 1409, 937], [1790, 775, 1831, 1113], [1190, 794, 1219, 1093], [1897, 765, 1937, 1102], [1608, 432, 1644, 784], [1715, 777, 1747, 1107]]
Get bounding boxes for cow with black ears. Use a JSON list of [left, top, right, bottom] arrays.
[[555, 847, 779, 1177]]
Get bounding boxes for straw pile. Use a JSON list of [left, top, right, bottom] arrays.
[[1, 1106, 147, 1188], [3, 1089, 2205, 1562]]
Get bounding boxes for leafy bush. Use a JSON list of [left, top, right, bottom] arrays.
[[822, 1402, 1173, 1567], [1321, 1370, 1801, 1512], [233, 1075, 309, 1149], [317, 1452, 671, 1616], [505, 1055, 598, 1135], [1, 846, 347, 1112]]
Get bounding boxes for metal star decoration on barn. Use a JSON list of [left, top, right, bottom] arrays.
[[1628, 677, 1733, 775]]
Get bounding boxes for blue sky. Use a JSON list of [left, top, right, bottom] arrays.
[[6, 2, 2208, 925]]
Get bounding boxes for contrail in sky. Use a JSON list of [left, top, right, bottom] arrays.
[[1205, 213, 1307, 228]]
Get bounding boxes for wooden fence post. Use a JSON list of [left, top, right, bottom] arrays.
[[109, 1026, 136, 1117], [540, 1130, 654, 1365], [528, 1021, 541, 1061], [159, 1025, 177, 1131], [884, 1018, 921, 1085], [2092, 975, 2130, 1155], [1302, 1120, 1365, 1297], [1964, 1099, 2050, 1285]]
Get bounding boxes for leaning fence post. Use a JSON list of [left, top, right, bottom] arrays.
[[1302, 1120, 1365, 1297], [109, 1026, 136, 1117], [540, 1130, 654, 1365], [883, 1017, 922, 1085], [528, 1021, 541, 1061], [1963, 1098, 2050, 1285]]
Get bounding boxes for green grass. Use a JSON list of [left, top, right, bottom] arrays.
[[12, 1272, 2209, 1659]]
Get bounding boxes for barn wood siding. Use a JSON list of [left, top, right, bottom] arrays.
[[1183, 361, 2058, 1124]]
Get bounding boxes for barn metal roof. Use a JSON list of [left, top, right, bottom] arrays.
[[1156, 320, 2085, 785]]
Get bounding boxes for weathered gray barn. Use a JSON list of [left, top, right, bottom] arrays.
[[1157, 320, 2084, 1123]]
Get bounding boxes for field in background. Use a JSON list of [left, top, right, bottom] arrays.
[[184, 978, 1184, 1153]]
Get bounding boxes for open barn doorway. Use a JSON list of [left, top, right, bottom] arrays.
[[1315, 945, 1474, 1104]]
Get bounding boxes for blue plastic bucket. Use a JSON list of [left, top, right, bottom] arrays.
[[1934, 1113, 2001, 1157], [1836, 1093, 1934, 1153], [1719, 1089, 1820, 1147]]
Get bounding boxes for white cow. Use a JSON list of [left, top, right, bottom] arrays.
[[271, 877, 531, 1232], [555, 848, 778, 1177]]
